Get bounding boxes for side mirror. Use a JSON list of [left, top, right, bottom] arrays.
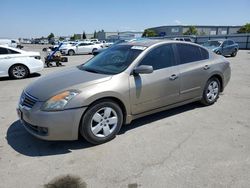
[[133, 65, 153, 75]]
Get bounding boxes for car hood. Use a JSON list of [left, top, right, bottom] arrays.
[[25, 67, 112, 101]]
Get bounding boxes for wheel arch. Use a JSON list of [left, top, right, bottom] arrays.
[[8, 63, 30, 77], [208, 74, 224, 92], [78, 96, 128, 135]]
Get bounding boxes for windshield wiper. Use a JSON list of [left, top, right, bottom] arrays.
[[81, 67, 100, 73]]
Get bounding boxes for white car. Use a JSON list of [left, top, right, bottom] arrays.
[[60, 42, 103, 56], [0, 45, 44, 79], [53, 42, 77, 50], [0, 39, 18, 48]]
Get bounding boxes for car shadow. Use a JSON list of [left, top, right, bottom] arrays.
[[0, 73, 41, 81], [6, 102, 203, 157], [6, 120, 92, 157], [119, 102, 202, 134]]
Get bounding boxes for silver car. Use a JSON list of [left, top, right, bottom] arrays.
[[17, 40, 231, 144]]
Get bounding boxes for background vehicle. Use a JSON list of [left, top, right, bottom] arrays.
[[203, 39, 239, 57], [60, 42, 102, 55], [0, 45, 43, 79], [52, 41, 77, 51], [18, 40, 231, 144], [173, 37, 193, 42], [0, 39, 18, 48]]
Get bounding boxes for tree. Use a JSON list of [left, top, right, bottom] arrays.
[[59, 36, 65, 41], [237, 23, 250, 33], [70, 34, 81, 41], [47, 33, 55, 40], [93, 30, 97, 38], [142, 29, 157, 37], [183, 26, 198, 35], [70, 34, 77, 41], [82, 31, 86, 39]]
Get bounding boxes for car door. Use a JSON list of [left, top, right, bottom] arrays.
[[226, 40, 235, 55], [76, 43, 86, 54], [221, 40, 230, 55], [129, 44, 180, 115], [175, 43, 210, 101]]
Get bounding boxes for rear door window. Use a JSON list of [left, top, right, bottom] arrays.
[[176, 44, 207, 64]]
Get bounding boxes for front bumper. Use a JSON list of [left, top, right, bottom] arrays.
[[60, 50, 68, 55], [17, 102, 87, 141]]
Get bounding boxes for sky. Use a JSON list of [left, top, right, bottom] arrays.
[[0, 0, 249, 38]]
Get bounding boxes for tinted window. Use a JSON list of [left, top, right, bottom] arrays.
[[8, 49, 20, 54], [184, 38, 191, 42], [227, 40, 234, 45], [222, 41, 228, 46], [200, 47, 209, 59], [0, 47, 9, 55], [139, 44, 175, 70], [177, 44, 205, 64]]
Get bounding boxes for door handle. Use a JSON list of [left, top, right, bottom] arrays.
[[169, 74, 178, 80], [204, 65, 210, 70], [4, 56, 11, 59]]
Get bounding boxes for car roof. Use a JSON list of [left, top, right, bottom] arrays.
[[121, 39, 168, 47], [117, 39, 197, 47]]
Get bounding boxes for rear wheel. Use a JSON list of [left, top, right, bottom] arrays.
[[80, 100, 123, 145], [201, 77, 220, 105], [68, 50, 75, 56], [9, 65, 29, 79]]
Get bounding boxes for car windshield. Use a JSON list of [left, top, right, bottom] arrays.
[[203, 41, 222, 47], [80, 45, 145, 75]]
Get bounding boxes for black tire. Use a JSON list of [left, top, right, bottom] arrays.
[[231, 49, 237, 57], [9, 64, 29, 79], [68, 50, 75, 56], [92, 48, 97, 55], [80, 100, 123, 145], [201, 77, 221, 106]]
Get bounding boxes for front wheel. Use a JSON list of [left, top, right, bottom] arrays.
[[231, 49, 237, 57], [201, 77, 220, 106], [80, 100, 123, 144], [68, 50, 75, 56], [92, 48, 97, 55], [9, 65, 29, 79]]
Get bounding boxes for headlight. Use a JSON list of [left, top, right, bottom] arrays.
[[41, 90, 80, 111]]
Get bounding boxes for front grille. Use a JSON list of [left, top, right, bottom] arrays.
[[20, 92, 38, 109]]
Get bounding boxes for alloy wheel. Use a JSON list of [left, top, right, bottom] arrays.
[[90, 107, 118, 138], [206, 81, 219, 102]]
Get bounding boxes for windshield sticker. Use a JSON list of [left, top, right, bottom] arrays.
[[131, 46, 147, 50]]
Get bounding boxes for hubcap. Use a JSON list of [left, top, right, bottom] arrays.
[[91, 107, 118, 138], [12, 66, 26, 78], [206, 81, 219, 102]]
